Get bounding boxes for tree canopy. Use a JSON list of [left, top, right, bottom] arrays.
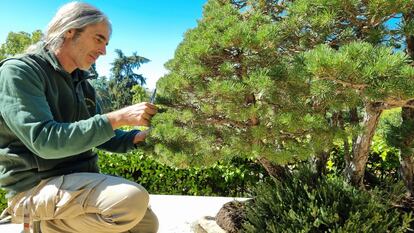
[[0, 30, 42, 59], [145, 0, 414, 190]]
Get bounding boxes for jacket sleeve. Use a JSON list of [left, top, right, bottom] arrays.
[[97, 129, 142, 153], [0, 59, 115, 159], [94, 98, 142, 153]]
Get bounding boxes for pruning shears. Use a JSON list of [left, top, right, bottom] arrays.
[[150, 88, 157, 104]]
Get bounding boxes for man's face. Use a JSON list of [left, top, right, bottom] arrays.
[[65, 21, 110, 71]]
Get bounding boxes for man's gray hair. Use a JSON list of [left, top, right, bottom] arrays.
[[28, 1, 111, 52]]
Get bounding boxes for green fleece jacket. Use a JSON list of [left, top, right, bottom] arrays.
[[0, 48, 140, 197]]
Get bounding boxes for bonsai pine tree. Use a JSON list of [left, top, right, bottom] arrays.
[[297, 1, 414, 188], [146, 0, 334, 176], [145, 0, 414, 190], [270, 0, 414, 187]]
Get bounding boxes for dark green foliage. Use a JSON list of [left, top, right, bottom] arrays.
[[147, 0, 414, 189], [110, 49, 149, 86], [147, 0, 335, 168], [242, 166, 413, 233], [97, 149, 269, 196], [89, 49, 150, 112], [89, 75, 113, 113], [304, 42, 414, 105], [108, 49, 149, 109]]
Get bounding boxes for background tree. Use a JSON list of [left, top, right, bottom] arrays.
[[145, 0, 414, 193], [132, 85, 150, 104], [89, 72, 113, 113], [108, 49, 150, 109], [0, 30, 42, 59]]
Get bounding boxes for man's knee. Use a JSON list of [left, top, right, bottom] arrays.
[[127, 208, 159, 233], [98, 181, 150, 229], [119, 183, 150, 222], [148, 209, 160, 233], [145, 208, 159, 233]]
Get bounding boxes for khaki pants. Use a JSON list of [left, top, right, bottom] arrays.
[[7, 173, 158, 233]]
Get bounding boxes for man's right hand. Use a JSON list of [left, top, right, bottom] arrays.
[[105, 102, 158, 129]]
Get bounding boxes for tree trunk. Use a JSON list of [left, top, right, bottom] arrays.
[[257, 157, 288, 180], [400, 155, 414, 196], [400, 13, 414, 197], [399, 101, 414, 196], [345, 103, 382, 187], [344, 108, 359, 178], [315, 151, 329, 178], [405, 13, 414, 61]]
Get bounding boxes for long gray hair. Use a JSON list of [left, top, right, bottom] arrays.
[[27, 1, 112, 53]]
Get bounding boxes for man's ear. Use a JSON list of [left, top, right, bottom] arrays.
[[65, 29, 75, 39]]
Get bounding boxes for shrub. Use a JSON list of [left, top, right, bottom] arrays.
[[242, 166, 413, 233], [97, 149, 269, 196]]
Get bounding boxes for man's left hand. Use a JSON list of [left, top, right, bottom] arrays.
[[133, 130, 150, 144]]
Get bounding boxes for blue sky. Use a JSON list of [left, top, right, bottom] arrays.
[[0, 0, 207, 89]]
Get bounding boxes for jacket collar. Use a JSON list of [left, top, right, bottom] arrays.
[[37, 47, 95, 81]]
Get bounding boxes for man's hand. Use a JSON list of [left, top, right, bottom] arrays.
[[105, 102, 157, 129], [133, 130, 150, 143]]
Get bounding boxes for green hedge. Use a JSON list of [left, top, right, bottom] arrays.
[[97, 149, 269, 196]]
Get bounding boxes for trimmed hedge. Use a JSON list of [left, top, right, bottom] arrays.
[[97, 149, 269, 196]]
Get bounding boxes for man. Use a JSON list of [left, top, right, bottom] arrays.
[[0, 2, 158, 233]]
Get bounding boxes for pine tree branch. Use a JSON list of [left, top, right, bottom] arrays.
[[231, 0, 247, 9], [170, 101, 312, 139], [168, 102, 251, 128], [364, 99, 414, 111], [277, 130, 313, 140], [318, 77, 367, 90], [383, 99, 414, 109], [339, 4, 364, 32], [205, 118, 250, 129], [370, 13, 399, 28], [384, 99, 414, 109]]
